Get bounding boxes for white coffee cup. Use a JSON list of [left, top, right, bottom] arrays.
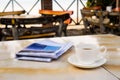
[[75, 43, 107, 65]]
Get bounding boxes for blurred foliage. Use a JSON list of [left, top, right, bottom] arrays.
[[86, 0, 116, 10]]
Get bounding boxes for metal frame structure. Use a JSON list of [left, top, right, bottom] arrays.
[[2, 0, 86, 25], [2, 0, 40, 14], [53, 0, 86, 25], [27, 0, 40, 14], [26, 0, 86, 25], [2, 0, 25, 12]]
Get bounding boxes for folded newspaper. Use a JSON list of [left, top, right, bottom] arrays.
[[16, 39, 73, 62]]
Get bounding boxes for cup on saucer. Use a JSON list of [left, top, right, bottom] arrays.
[[75, 43, 107, 65]]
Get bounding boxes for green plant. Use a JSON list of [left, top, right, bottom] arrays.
[[86, 0, 116, 10]]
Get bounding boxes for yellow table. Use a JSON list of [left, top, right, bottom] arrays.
[[0, 34, 120, 80]]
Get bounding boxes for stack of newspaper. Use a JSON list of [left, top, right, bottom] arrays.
[[16, 39, 73, 62]]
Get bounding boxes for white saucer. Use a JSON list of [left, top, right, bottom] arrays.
[[67, 54, 107, 68]]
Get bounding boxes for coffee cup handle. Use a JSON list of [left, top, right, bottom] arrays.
[[100, 46, 107, 57]]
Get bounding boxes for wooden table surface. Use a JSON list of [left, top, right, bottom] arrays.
[[0, 34, 120, 80]]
